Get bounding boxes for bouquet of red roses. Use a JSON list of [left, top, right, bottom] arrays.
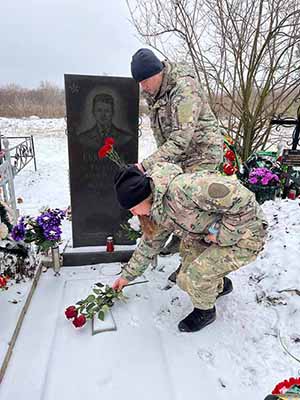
[[65, 283, 128, 329], [98, 137, 125, 167], [65, 280, 148, 329]]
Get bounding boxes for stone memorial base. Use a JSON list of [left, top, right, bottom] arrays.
[[62, 245, 135, 266]]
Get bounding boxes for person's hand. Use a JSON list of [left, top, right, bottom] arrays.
[[205, 233, 217, 244], [112, 277, 129, 291], [135, 163, 145, 173]]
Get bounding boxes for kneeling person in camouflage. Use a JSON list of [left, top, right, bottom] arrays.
[[112, 163, 267, 332], [131, 48, 223, 256]]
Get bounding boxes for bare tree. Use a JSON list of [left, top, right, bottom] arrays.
[[127, 0, 300, 159]]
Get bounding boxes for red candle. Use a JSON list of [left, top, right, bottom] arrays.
[[288, 189, 296, 200], [106, 236, 114, 252]]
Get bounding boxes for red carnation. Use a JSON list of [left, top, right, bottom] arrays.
[[223, 163, 235, 175], [65, 305, 78, 319], [104, 137, 115, 146], [98, 144, 112, 159], [225, 149, 235, 162], [0, 276, 7, 288], [72, 314, 87, 328]]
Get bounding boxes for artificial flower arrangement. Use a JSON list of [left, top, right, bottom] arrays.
[[248, 167, 280, 186], [0, 275, 8, 291], [245, 167, 280, 204], [11, 207, 66, 253], [266, 376, 300, 398], [0, 201, 34, 287], [222, 136, 241, 176]]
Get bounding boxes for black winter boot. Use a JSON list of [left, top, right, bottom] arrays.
[[217, 277, 233, 299], [159, 235, 181, 256], [178, 307, 216, 332]]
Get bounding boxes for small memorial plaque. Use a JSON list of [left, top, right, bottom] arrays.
[[282, 149, 300, 166]]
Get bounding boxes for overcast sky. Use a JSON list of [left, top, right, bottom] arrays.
[[0, 0, 143, 88]]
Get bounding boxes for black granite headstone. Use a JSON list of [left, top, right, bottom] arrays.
[[65, 74, 139, 247]]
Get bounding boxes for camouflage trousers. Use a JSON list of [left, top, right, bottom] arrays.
[[176, 234, 266, 310]]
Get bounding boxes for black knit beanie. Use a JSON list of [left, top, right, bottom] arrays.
[[114, 165, 152, 209], [131, 48, 164, 82]]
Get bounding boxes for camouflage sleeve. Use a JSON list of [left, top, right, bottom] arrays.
[[142, 76, 198, 171], [121, 227, 171, 282], [142, 76, 223, 171], [152, 125, 165, 148]]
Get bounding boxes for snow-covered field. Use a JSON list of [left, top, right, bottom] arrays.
[[0, 117, 300, 400]]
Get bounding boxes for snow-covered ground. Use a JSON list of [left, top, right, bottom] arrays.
[[0, 117, 300, 399]]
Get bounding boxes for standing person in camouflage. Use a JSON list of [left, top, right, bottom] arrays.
[[112, 163, 267, 332], [131, 48, 223, 255]]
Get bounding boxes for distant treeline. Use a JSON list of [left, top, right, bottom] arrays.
[[0, 81, 150, 119], [0, 81, 65, 118]]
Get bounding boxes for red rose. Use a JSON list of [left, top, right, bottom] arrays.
[[105, 137, 115, 146], [98, 144, 112, 159], [72, 314, 87, 328], [65, 305, 78, 319], [0, 276, 7, 288], [225, 149, 235, 162], [223, 163, 235, 175]]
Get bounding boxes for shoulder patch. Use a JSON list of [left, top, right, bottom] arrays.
[[208, 183, 230, 199]]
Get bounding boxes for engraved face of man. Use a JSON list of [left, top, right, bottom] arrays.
[[92, 94, 114, 130]]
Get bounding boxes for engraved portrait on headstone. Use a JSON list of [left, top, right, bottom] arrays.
[[65, 74, 139, 247]]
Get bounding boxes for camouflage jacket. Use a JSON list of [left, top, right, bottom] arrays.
[[142, 61, 223, 172], [122, 163, 267, 281]]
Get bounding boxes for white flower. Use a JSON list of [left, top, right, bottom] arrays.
[[128, 216, 141, 232], [0, 223, 9, 240]]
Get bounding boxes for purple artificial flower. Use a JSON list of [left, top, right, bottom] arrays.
[[54, 208, 66, 220], [249, 177, 258, 184], [11, 218, 26, 241], [43, 226, 62, 241], [36, 213, 51, 228], [249, 167, 280, 186], [36, 209, 65, 230]]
